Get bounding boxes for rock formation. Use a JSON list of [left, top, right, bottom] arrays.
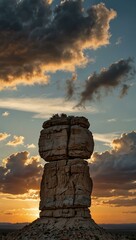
[[3, 114, 129, 240], [39, 114, 94, 219]]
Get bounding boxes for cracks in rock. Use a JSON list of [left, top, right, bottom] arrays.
[[72, 181, 76, 206], [66, 117, 72, 164]]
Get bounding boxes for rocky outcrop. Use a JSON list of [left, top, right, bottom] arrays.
[[39, 114, 94, 161], [3, 114, 129, 240], [3, 218, 120, 240], [39, 114, 94, 219]]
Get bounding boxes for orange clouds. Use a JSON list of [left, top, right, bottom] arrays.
[[7, 135, 24, 146], [111, 132, 136, 154], [0, 0, 116, 90], [0, 151, 43, 195], [0, 132, 10, 141], [89, 131, 136, 207]]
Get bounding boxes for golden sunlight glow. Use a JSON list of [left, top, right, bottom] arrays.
[[1, 192, 136, 224], [0, 197, 39, 223]]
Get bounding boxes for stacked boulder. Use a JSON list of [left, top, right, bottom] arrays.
[[39, 114, 94, 219], [4, 114, 123, 239]]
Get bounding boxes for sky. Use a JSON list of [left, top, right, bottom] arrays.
[[0, 0, 136, 224]]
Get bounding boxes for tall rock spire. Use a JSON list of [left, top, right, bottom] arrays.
[[4, 115, 124, 239], [39, 114, 94, 219]]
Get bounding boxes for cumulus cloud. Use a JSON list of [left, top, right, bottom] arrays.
[[89, 131, 136, 206], [0, 0, 116, 90], [27, 144, 36, 149], [2, 111, 10, 117], [111, 131, 136, 154], [0, 132, 10, 141], [0, 151, 43, 194], [76, 58, 135, 107], [7, 135, 24, 146]]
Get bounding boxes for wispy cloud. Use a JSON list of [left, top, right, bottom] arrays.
[[2, 111, 10, 117], [0, 207, 38, 216], [65, 74, 77, 100], [0, 190, 39, 201], [27, 144, 36, 149], [76, 58, 135, 107], [0, 132, 10, 141], [104, 198, 136, 207], [107, 118, 117, 122], [115, 37, 122, 45], [93, 132, 119, 144], [123, 118, 136, 122], [7, 135, 24, 146], [0, 97, 98, 118], [123, 211, 136, 214]]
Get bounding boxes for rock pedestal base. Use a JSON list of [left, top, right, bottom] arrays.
[[4, 217, 121, 240], [2, 115, 128, 240]]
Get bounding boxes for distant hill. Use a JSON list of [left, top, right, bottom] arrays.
[[0, 223, 29, 230], [0, 221, 136, 239], [0, 222, 136, 231], [100, 224, 136, 231]]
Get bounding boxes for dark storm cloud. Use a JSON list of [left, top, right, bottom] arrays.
[[90, 131, 136, 206], [76, 58, 135, 107], [0, 151, 43, 194], [0, 0, 51, 31], [0, 0, 116, 90]]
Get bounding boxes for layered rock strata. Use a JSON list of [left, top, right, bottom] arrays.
[[39, 115, 94, 161], [39, 114, 94, 219], [3, 115, 129, 239]]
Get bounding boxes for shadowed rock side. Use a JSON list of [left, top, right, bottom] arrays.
[[3, 115, 131, 239], [39, 115, 94, 161], [40, 159, 93, 218], [39, 114, 94, 219]]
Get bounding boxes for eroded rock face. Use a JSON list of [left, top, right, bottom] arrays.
[[39, 115, 94, 161], [39, 125, 68, 161], [39, 114, 94, 219], [68, 125, 94, 159], [3, 116, 124, 239], [40, 159, 93, 214]]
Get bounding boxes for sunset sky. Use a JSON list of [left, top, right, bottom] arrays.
[[0, 0, 136, 224]]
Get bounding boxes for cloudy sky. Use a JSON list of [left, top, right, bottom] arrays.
[[0, 0, 136, 224]]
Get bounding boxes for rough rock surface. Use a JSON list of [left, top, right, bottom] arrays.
[[3, 218, 133, 240], [2, 115, 129, 240], [39, 115, 94, 218], [40, 159, 93, 216], [39, 115, 94, 161]]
